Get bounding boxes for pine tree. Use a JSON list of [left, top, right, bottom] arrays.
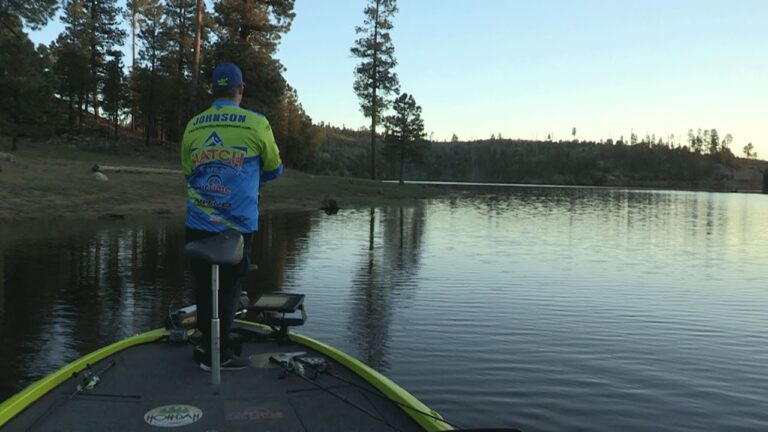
[[51, 34, 90, 125], [102, 50, 126, 138], [160, 0, 196, 142], [383, 93, 426, 185], [125, 0, 149, 129], [351, 0, 400, 179], [743, 143, 755, 159], [190, 0, 204, 102], [0, 17, 55, 150], [272, 86, 318, 170], [0, 0, 58, 29], [135, 0, 165, 146], [212, 0, 295, 114], [60, 0, 125, 119], [709, 129, 719, 154]]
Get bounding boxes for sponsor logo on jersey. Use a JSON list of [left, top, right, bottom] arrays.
[[202, 174, 231, 195], [204, 131, 224, 147], [191, 131, 247, 170]]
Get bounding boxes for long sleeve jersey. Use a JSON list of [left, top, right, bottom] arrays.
[[181, 100, 283, 232]]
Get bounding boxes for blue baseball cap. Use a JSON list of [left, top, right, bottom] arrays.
[[212, 63, 244, 90]]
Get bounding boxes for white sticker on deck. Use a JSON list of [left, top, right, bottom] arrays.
[[144, 404, 203, 427]]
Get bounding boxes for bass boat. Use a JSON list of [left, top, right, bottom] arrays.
[[0, 231, 454, 432], [0, 231, 518, 432]]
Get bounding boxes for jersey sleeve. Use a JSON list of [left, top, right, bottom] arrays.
[[257, 119, 283, 182], [180, 122, 193, 177]]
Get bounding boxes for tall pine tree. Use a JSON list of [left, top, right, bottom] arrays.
[[51, 33, 90, 125], [135, 0, 165, 146], [351, 0, 400, 179], [212, 0, 295, 113], [125, 0, 149, 129], [102, 50, 126, 138], [60, 0, 125, 119], [161, 0, 196, 142], [0, 0, 58, 29], [0, 16, 55, 150]]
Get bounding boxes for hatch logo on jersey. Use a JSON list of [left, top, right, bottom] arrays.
[[191, 131, 247, 170], [203, 131, 224, 147], [191, 146, 247, 170], [144, 404, 202, 427]]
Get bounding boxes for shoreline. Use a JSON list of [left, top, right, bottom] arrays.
[[0, 141, 457, 222], [1, 140, 764, 222]]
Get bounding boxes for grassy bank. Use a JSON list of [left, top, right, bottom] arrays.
[[0, 138, 454, 221]]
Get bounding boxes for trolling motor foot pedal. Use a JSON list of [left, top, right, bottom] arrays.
[[248, 293, 306, 339]]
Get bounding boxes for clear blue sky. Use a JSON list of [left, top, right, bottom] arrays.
[[30, 0, 768, 155]]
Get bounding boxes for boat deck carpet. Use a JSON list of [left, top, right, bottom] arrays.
[[5, 326, 428, 431]]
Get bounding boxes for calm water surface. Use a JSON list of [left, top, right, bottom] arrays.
[[2, 187, 768, 431]]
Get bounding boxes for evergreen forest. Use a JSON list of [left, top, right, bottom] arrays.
[[0, 0, 765, 190]]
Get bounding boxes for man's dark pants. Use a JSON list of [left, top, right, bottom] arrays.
[[186, 228, 254, 360]]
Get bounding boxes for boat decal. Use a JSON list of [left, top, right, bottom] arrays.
[[225, 407, 283, 421], [144, 404, 203, 428]]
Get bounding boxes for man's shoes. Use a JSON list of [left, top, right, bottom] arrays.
[[199, 354, 249, 371]]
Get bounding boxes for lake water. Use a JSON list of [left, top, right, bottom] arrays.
[[1, 187, 768, 431]]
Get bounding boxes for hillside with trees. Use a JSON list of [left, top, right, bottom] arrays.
[[0, 0, 765, 192], [309, 127, 767, 191], [1, 0, 319, 166]]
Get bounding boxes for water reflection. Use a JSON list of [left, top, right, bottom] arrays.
[[2, 189, 768, 432], [349, 206, 426, 370], [0, 213, 317, 400], [251, 212, 314, 295]]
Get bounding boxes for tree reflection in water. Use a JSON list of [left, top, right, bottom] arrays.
[[0, 213, 318, 401], [349, 205, 426, 371]]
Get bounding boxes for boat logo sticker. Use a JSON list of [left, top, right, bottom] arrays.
[[226, 407, 284, 421], [144, 404, 203, 428]]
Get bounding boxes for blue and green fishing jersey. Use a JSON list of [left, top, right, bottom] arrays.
[[181, 100, 283, 232]]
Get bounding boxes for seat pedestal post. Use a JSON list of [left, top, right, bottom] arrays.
[[211, 264, 221, 393]]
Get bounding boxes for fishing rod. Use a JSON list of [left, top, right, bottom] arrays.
[[287, 357, 523, 432], [26, 359, 119, 431], [284, 363, 403, 432], [321, 369, 460, 429], [278, 355, 457, 431], [71, 359, 117, 397]]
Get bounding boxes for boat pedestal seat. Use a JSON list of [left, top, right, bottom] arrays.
[[183, 229, 244, 265]]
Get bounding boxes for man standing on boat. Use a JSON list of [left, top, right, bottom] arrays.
[[181, 63, 283, 370]]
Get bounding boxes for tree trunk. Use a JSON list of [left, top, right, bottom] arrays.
[[79, 94, 86, 127], [131, 11, 137, 131], [68, 96, 74, 125], [131, 14, 136, 71], [190, 0, 203, 109], [146, 47, 156, 147], [370, 112, 376, 180], [369, 0, 380, 180], [145, 114, 151, 147], [398, 140, 405, 185], [368, 208, 375, 252]]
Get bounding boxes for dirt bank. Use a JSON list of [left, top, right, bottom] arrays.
[[0, 139, 455, 221]]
